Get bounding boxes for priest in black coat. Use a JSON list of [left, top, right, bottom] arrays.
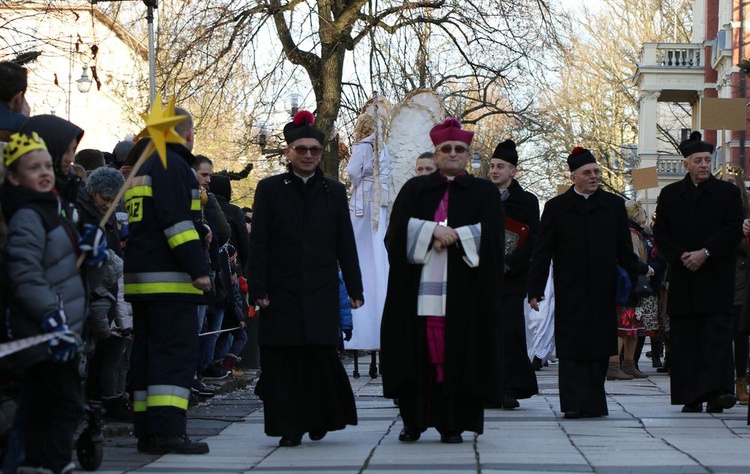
[[247, 111, 364, 447], [488, 139, 539, 409], [381, 118, 505, 444], [528, 147, 649, 419], [653, 132, 743, 414]]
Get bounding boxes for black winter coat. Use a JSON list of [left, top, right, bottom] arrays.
[[653, 174, 743, 316], [501, 179, 539, 296], [247, 168, 363, 347], [528, 187, 647, 359]]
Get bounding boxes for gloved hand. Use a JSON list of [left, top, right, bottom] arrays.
[[78, 224, 108, 267], [42, 310, 80, 364], [48, 330, 80, 364], [343, 329, 352, 342]]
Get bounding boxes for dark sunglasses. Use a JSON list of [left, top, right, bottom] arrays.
[[438, 145, 468, 154], [290, 145, 324, 157]]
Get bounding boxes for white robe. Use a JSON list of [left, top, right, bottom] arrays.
[[344, 135, 391, 350], [525, 263, 556, 361]]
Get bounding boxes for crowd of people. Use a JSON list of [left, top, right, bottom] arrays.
[[1, 58, 750, 474], [0, 62, 256, 471]]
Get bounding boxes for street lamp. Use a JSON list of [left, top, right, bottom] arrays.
[[76, 66, 93, 93], [471, 149, 481, 169]]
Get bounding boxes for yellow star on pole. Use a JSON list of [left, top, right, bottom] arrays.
[[135, 94, 186, 169]]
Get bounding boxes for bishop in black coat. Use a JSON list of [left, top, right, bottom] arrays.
[[381, 118, 504, 443]]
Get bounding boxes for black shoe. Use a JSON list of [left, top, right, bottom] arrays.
[[279, 434, 302, 447], [191, 379, 216, 397], [563, 411, 581, 419], [681, 403, 703, 413], [439, 431, 463, 444], [652, 355, 663, 368], [309, 430, 327, 441], [136, 437, 150, 453], [708, 393, 736, 411], [148, 435, 209, 454], [201, 366, 229, 380], [398, 426, 421, 442], [531, 357, 543, 371], [502, 395, 520, 410]]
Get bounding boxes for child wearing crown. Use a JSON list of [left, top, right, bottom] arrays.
[[1, 131, 107, 473]]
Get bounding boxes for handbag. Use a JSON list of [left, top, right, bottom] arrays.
[[633, 274, 653, 298], [615, 265, 631, 305]]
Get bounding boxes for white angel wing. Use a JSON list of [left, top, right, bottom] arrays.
[[385, 89, 445, 207]]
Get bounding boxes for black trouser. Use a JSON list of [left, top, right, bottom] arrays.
[[22, 359, 84, 473], [131, 300, 198, 438]]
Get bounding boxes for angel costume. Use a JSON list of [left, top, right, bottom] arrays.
[[345, 133, 391, 350]]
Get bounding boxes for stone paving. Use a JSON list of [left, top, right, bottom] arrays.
[[92, 353, 750, 473]]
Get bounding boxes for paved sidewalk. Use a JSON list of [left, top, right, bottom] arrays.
[[95, 354, 750, 473]]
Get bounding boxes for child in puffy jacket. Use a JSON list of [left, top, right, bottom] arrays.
[[1, 131, 107, 474]]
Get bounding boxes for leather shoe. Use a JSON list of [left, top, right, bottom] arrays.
[[563, 411, 581, 419], [148, 435, 209, 455], [531, 356, 543, 371], [279, 434, 302, 447], [502, 395, 520, 410], [681, 403, 703, 413], [309, 430, 327, 441], [398, 426, 421, 442], [710, 393, 736, 410], [439, 431, 463, 444]]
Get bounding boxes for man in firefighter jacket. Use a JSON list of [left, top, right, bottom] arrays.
[[124, 107, 212, 455]]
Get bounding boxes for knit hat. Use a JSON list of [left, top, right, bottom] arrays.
[[86, 166, 125, 197], [283, 110, 325, 144], [3, 131, 48, 168], [492, 139, 518, 166], [678, 131, 714, 158], [429, 118, 474, 146], [112, 140, 136, 165], [567, 147, 596, 172]]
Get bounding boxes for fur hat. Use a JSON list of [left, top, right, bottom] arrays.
[[429, 118, 474, 147], [567, 146, 596, 172], [86, 166, 125, 196], [678, 131, 714, 158], [283, 110, 325, 144], [492, 139, 518, 166]]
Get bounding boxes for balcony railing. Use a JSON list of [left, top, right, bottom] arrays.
[[657, 157, 685, 175], [639, 43, 703, 69]]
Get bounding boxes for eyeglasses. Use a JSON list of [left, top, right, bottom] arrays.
[[289, 145, 324, 157], [438, 145, 468, 154]]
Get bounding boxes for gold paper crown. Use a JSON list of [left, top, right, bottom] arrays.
[[4, 132, 48, 168], [723, 165, 743, 177]]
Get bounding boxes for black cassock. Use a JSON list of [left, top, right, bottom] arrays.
[[500, 179, 540, 401], [248, 169, 363, 437], [528, 187, 646, 415], [381, 171, 504, 434]]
